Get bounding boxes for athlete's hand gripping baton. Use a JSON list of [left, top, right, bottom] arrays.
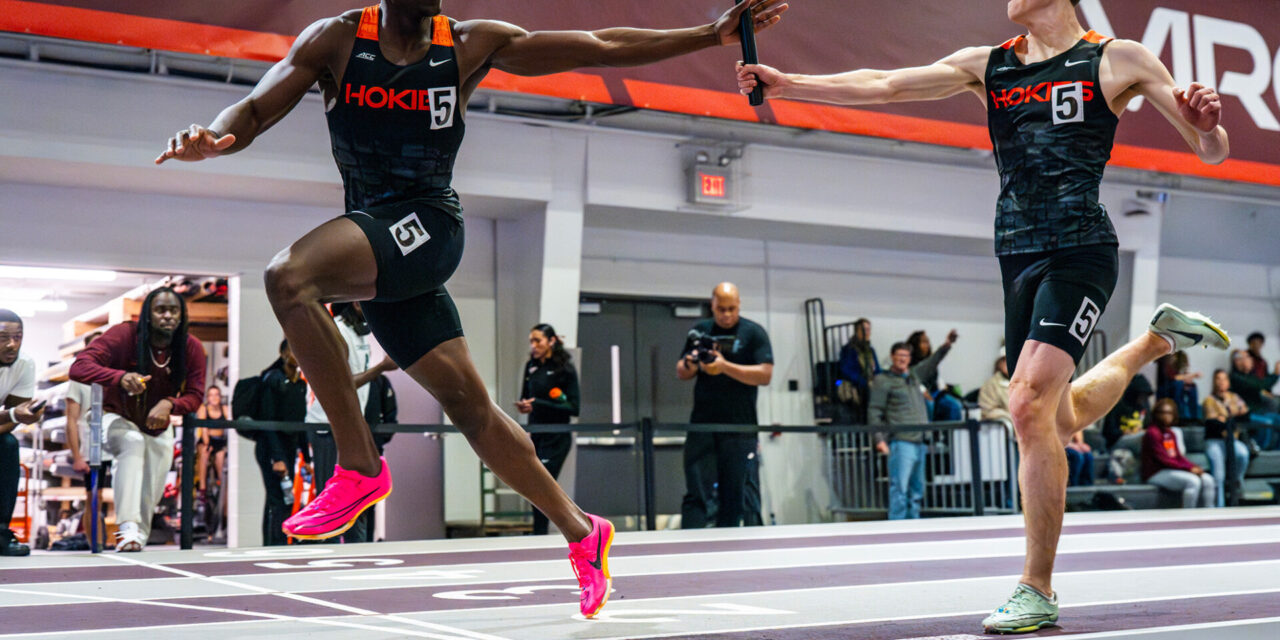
[[737, 0, 764, 106]]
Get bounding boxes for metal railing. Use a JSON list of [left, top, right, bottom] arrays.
[[828, 420, 1018, 517], [168, 418, 1009, 549]]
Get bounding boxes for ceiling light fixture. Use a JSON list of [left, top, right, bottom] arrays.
[[0, 265, 118, 282]]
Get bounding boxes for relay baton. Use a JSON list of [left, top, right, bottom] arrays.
[[736, 0, 765, 106]]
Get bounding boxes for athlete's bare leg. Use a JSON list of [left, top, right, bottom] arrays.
[[404, 337, 593, 542], [1012, 332, 1171, 595], [265, 217, 383, 478]]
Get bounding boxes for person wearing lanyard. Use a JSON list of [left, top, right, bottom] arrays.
[[515, 324, 579, 536]]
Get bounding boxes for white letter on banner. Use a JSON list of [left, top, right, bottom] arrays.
[[1194, 15, 1279, 131]]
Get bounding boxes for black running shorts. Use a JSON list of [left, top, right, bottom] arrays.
[[999, 244, 1119, 374], [344, 200, 465, 367]]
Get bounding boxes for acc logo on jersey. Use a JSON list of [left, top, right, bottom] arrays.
[[1070, 296, 1101, 345], [390, 212, 431, 256]]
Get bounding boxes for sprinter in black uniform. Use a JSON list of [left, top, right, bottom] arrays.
[[737, 0, 1230, 633], [156, 0, 789, 619]]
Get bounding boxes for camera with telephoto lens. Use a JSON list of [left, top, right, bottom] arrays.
[[686, 330, 726, 364]]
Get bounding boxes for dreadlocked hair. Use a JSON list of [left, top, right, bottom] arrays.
[[137, 286, 189, 393]]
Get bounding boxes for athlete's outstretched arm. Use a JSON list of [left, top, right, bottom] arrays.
[[736, 47, 989, 106], [155, 19, 337, 164], [478, 0, 787, 76], [1107, 40, 1228, 165]]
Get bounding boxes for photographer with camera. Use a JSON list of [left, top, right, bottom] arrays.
[[675, 283, 773, 528]]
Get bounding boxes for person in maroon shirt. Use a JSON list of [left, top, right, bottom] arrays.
[[1141, 398, 1214, 508], [70, 287, 206, 551]]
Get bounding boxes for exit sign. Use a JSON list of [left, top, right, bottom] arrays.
[[687, 166, 734, 206]]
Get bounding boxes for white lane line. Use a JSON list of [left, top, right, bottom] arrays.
[[603, 587, 1280, 640], [1061, 616, 1280, 638], [104, 553, 511, 640], [0, 585, 465, 639]]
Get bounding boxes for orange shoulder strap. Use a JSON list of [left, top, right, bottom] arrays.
[[356, 5, 379, 41], [431, 14, 454, 47], [1083, 30, 1113, 44]]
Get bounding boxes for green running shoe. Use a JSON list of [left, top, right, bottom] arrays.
[[982, 584, 1059, 634]]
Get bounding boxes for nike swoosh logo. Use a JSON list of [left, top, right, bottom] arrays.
[[429, 58, 449, 67], [1171, 329, 1204, 345], [1039, 319, 1068, 328], [588, 523, 604, 571], [1065, 59, 1089, 67]]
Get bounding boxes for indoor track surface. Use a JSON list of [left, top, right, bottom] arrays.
[[2, 507, 1278, 639]]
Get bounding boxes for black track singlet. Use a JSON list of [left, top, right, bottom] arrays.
[[985, 31, 1120, 256], [326, 6, 466, 220]]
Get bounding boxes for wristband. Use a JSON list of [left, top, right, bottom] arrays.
[[7, 407, 17, 425]]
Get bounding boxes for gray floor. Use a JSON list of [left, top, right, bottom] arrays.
[[2, 507, 1278, 639]]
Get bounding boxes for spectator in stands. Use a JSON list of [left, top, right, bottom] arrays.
[[0, 308, 45, 557], [69, 288, 206, 551], [675, 282, 773, 528], [1142, 398, 1214, 508], [516, 323, 580, 536], [1246, 332, 1269, 380], [304, 303, 397, 544], [65, 331, 104, 476], [1201, 369, 1251, 507], [1065, 432, 1094, 487], [837, 318, 879, 423], [357, 371, 398, 542], [979, 351, 1011, 428], [196, 385, 231, 499], [1229, 349, 1280, 450], [241, 340, 310, 546], [1102, 374, 1154, 451], [1156, 351, 1200, 420], [870, 337, 953, 520], [907, 329, 961, 421]]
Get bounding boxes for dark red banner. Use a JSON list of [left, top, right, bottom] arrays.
[[4, 0, 1278, 185]]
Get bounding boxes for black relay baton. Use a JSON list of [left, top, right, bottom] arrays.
[[736, 0, 765, 106]]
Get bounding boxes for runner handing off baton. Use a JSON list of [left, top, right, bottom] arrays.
[[737, 0, 764, 105]]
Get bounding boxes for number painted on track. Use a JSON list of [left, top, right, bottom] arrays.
[[334, 569, 484, 581], [582, 603, 794, 623], [204, 548, 333, 558], [434, 584, 583, 601], [253, 558, 404, 570]]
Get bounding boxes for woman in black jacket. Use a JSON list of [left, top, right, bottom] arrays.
[[515, 324, 580, 535]]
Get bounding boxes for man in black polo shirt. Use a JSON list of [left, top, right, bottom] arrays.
[[676, 283, 773, 528]]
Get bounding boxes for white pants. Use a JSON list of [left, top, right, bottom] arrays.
[[104, 413, 173, 538]]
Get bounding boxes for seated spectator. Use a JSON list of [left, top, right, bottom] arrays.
[[1065, 432, 1094, 487], [69, 288, 206, 551], [1142, 398, 1214, 508], [1, 308, 46, 557], [1201, 369, 1250, 507], [1246, 332, 1269, 380], [978, 351, 1011, 428], [1102, 374, 1154, 451], [871, 339, 952, 520], [837, 318, 879, 424], [907, 329, 961, 421], [1156, 351, 1200, 421], [1228, 349, 1280, 450]]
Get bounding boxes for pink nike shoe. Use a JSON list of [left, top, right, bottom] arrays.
[[568, 513, 615, 618], [283, 457, 392, 540]]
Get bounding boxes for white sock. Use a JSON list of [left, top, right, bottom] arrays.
[[1155, 332, 1177, 354]]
